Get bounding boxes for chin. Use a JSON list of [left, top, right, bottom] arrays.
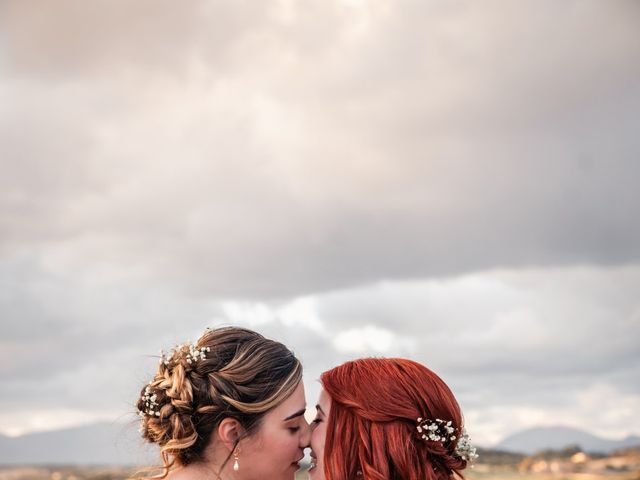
[[308, 465, 320, 480], [281, 462, 300, 479]]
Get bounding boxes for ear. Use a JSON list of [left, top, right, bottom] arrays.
[[217, 417, 243, 452]]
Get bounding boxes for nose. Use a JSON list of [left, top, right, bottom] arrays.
[[299, 418, 311, 448]]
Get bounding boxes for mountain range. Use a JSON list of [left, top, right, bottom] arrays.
[[497, 426, 640, 455], [0, 423, 638, 465], [0, 422, 157, 466]]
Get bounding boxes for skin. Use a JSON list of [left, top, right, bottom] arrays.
[[308, 388, 331, 480], [171, 382, 310, 480], [235, 381, 310, 480]]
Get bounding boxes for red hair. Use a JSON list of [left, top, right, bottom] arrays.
[[320, 358, 467, 480]]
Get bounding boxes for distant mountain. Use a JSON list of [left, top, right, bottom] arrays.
[[0, 422, 158, 466], [497, 426, 640, 455]]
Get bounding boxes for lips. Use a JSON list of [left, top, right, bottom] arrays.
[[309, 453, 318, 470]]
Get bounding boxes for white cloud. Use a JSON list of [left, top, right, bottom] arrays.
[[1, 264, 639, 442], [466, 384, 640, 447], [333, 325, 397, 353], [0, 408, 121, 438], [279, 297, 325, 333], [221, 297, 324, 333]]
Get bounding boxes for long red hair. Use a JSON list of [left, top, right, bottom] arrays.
[[320, 358, 468, 480]]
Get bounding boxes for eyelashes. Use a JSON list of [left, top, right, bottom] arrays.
[[287, 417, 322, 434]]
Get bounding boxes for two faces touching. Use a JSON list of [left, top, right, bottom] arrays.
[[245, 382, 330, 479], [137, 327, 473, 480]]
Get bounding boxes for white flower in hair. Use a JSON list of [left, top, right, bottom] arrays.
[[142, 329, 213, 424], [454, 427, 478, 462], [416, 417, 478, 464], [186, 342, 211, 364], [160, 346, 180, 365], [139, 383, 161, 417], [160, 341, 211, 365]]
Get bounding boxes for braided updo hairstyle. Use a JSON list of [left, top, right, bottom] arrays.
[[320, 358, 470, 480], [136, 326, 302, 478]]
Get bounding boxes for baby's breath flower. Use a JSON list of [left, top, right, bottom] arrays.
[[140, 329, 213, 430], [416, 417, 479, 464], [139, 383, 161, 418]]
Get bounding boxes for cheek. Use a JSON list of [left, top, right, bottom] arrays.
[[311, 425, 326, 454], [249, 430, 298, 463], [248, 432, 299, 473], [272, 430, 301, 457]]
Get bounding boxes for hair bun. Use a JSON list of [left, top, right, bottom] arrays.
[[135, 326, 302, 478]]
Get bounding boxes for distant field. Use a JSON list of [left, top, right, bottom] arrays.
[[466, 473, 640, 480], [1, 467, 638, 480]]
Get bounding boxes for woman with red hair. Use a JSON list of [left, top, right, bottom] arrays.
[[309, 358, 477, 480]]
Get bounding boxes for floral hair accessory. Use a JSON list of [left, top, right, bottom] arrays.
[[416, 417, 479, 463], [139, 384, 160, 417], [140, 334, 212, 422], [160, 342, 211, 365], [454, 428, 479, 462], [187, 343, 211, 364]]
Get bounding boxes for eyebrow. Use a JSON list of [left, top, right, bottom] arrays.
[[283, 408, 306, 421], [315, 404, 325, 416]]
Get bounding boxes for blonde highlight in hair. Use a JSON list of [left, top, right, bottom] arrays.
[[134, 327, 302, 479]]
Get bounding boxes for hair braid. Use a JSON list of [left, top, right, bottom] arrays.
[[135, 326, 302, 479], [321, 358, 470, 480]]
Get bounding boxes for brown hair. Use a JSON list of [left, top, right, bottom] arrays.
[[136, 326, 302, 478]]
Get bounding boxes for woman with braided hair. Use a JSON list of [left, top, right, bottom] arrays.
[[308, 358, 477, 480], [135, 326, 310, 480]]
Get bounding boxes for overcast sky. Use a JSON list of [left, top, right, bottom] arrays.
[[1, 0, 639, 447]]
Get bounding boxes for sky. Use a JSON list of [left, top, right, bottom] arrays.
[[0, 0, 639, 447]]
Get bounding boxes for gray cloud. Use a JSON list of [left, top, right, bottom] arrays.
[[0, 261, 638, 443], [1, 1, 639, 297], [219, 266, 640, 443], [0, 1, 276, 78], [0, 0, 638, 443]]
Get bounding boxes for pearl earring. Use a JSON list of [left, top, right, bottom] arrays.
[[233, 450, 240, 472]]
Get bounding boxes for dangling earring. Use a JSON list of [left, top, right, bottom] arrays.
[[233, 449, 240, 472]]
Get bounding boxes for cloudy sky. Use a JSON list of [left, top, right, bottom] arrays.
[[1, 0, 639, 447]]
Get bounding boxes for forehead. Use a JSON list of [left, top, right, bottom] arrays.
[[267, 381, 306, 418], [246, 382, 305, 446], [318, 388, 331, 413]]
